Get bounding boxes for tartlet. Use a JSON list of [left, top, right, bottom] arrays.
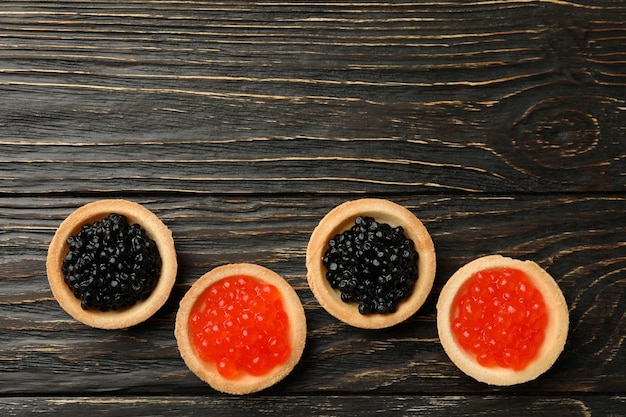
[[46, 199, 178, 329], [306, 198, 436, 329], [436, 254, 569, 386], [175, 263, 307, 395]]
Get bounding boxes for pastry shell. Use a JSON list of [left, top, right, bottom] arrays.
[[436, 254, 569, 386], [175, 263, 307, 395], [46, 199, 178, 329], [306, 198, 436, 329]]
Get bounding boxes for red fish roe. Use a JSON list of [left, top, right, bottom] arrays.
[[189, 275, 291, 379], [451, 268, 548, 371]]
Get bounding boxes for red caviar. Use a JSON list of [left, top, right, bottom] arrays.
[[189, 275, 291, 379], [451, 267, 547, 371]]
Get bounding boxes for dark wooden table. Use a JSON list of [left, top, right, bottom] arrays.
[[1, 1, 625, 416]]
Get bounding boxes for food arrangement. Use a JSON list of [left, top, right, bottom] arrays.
[[47, 198, 569, 392]]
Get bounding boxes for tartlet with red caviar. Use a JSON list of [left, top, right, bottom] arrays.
[[175, 263, 306, 395], [306, 198, 436, 329], [437, 255, 569, 385], [46, 199, 178, 329]]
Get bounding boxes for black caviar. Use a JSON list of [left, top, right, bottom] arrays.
[[62, 213, 161, 311], [322, 216, 418, 315]]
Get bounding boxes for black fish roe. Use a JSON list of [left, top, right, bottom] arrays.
[[61, 213, 161, 311], [322, 216, 419, 315]]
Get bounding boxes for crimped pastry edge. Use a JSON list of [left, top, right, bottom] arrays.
[[174, 263, 307, 395], [436, 254, 569, 386], [46, 199, 178, 329], [306, 198, 436, 329]]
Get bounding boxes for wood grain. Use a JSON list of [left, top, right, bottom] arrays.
[[1, 1, 625, 415], [1, 395, 625, 417], [1, 1, 624, 194], [1, 196, 623, 395]]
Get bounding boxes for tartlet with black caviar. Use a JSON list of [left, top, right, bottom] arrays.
[[47, 199, 177, 329], [306, 198, 436, 329]]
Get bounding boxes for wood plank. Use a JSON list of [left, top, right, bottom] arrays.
[[0, 195, 623, 395], [1, 395, 625, 417], [1, 1, 624, 194], [1, 0, 624, 413]]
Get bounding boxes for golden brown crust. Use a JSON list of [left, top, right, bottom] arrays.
[[306, 198, 436, 329], [46, 199, 178, 329], [436, 254, 569, 386], [175, 263, 307, 395]]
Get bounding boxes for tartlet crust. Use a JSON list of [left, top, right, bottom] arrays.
[[306, 198, 436, 329], [46, 199, 178, 329], [436, 254, 569, 386], [175, 263, 307, 395]]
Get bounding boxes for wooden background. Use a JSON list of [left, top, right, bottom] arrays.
[[1, 1, 625, 415]]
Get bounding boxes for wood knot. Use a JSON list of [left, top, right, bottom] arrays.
[[512, 97, 601, 170]]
